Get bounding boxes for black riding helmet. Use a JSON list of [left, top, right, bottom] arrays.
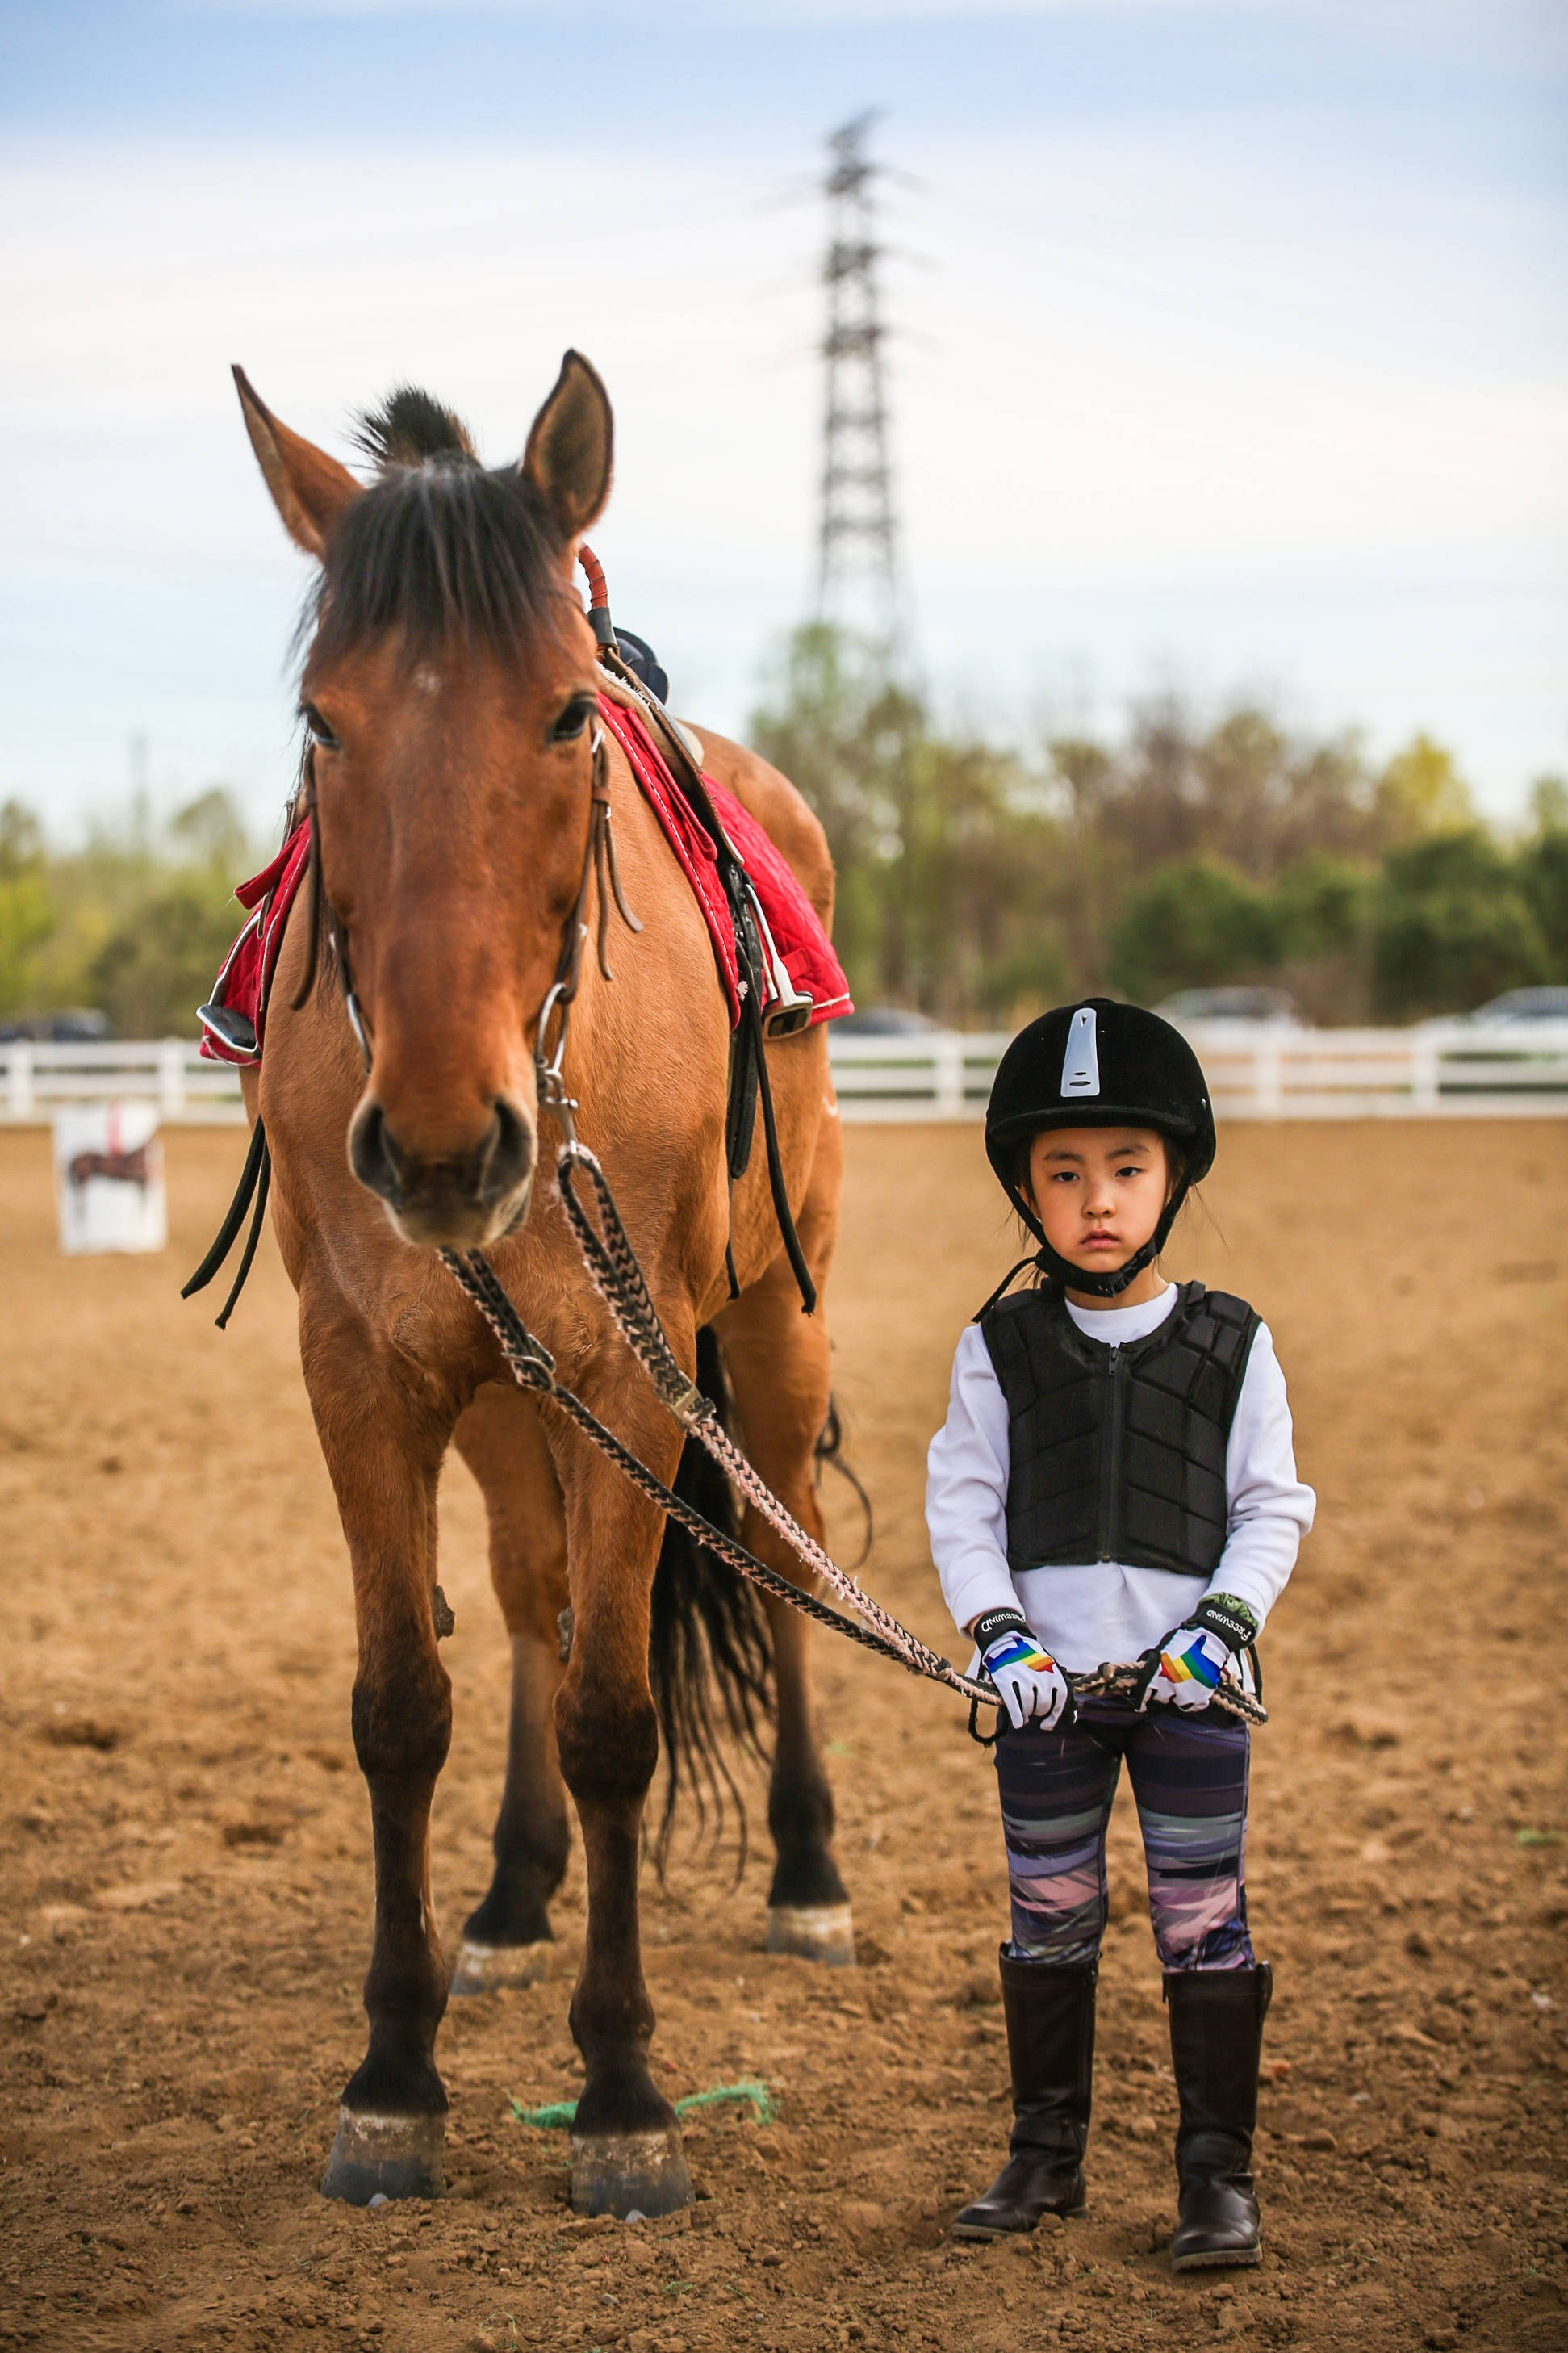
[[985, 998, 1216, 1300]]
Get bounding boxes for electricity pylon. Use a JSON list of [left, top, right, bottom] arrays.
[[816, 113, 905, 651]]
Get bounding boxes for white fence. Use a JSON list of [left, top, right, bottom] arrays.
[[3, 1024, 1567, 1126], [1, 1040, 249, 1124], [1164, 1022, 1568, 1120], [826, 1024, 1568, 1120]]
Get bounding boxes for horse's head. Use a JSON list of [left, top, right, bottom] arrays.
[[236, 353, 613, 1250]]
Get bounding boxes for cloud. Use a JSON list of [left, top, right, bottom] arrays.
[[9, 120, 1559, 562]]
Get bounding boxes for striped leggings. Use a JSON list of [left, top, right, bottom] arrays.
[[995, 1700, 1254, 1971]]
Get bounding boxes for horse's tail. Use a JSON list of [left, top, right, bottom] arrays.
[[647, 1326, 775, 1874]]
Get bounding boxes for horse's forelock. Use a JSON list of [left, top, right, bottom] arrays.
[[302, 444, 576, 675], [353, 386, 479, 471]]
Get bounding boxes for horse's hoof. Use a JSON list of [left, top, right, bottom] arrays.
[[571, 2126, 692, 2219], [767, 1901, 856, 1966], [449, 1936, 554, 1996], [319, 2106, 445, 2204]]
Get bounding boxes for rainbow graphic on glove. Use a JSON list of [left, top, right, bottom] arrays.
[[1159, 1627, 1227, 1689], [985, 1630, 1058, 1677]]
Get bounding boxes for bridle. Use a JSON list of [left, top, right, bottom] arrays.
[[179, 682, 637, 1333], [289, 747, 370, 1062], [530, 719, 642, 1150], [291, 712, 640, 1143]]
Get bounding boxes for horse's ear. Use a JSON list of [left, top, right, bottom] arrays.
[[520, 350, 613, 541], [232, 365, 360, 560]]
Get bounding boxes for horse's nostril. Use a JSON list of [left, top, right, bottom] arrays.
[[349, 1096, 529, 1225], [476, 1096, 534, 1205], [349, 1101, 406, 1208]]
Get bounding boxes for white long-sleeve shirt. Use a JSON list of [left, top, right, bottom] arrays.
[[926, 1281, 1314, 1674]]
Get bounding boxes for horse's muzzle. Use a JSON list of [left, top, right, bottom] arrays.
[[349, 1095, 535, 1248]]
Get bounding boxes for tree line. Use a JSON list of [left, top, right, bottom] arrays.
[[0, 789, 253, 1039], [2, 626, 1565, 1036], [751, 626, 1568, 1026]]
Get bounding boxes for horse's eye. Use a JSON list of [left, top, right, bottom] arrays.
[[302, 704, 341, 751], [551, 697, 595, 743]]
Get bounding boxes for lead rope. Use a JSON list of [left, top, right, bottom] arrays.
[[434, 1242, 983, 1687], [442, 1146, 1265, 1729], [550, 1143, 986, 1700]]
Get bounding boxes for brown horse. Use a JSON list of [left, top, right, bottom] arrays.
[[232, 354, 853, 2219]]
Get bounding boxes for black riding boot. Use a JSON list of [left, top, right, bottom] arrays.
[[1165, 1962, 1273, 2271], [951, 1953, 1096, 2240]]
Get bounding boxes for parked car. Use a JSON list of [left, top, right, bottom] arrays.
[[0, 1009, 111, 1045], [1154, 987, 1301, 1027], [834, 1007, 941, 1036], [1450, 987, 1568, 1027]]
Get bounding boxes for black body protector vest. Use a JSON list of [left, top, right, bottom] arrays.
[[979, 1283, 1261, 1577]]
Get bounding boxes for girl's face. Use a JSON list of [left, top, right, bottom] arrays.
[[1022, 1126, 1172, 1280]]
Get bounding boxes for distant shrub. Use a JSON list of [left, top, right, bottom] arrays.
[[1273, 854, 1377, 962], [1109, 857, 1283, 1004], [0, 801, 56, 1018], [1519, 810, 1568, 973], [88, 873, 245, 1039], [1371, 831, 1547, 1021]]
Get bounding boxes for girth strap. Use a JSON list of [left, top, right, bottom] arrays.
[[181, 1115, 272, 1329]]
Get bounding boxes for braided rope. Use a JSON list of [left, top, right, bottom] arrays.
[[437, 1155, 1265, 1731], [554, 1147, 988, 1702], [436, 1246, 975, 1689]]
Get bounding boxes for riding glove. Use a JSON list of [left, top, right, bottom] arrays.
[[1135, 1593, 1258, 1714], [973, 1607, 1074, 1732]]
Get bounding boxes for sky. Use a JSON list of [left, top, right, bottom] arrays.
[[2, 0, 1565, 840]]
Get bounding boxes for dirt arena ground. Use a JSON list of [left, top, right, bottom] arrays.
[[3, 1116, 1566, 2353]]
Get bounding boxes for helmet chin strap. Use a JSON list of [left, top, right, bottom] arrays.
[[1018, 1179, 1192, 1301]]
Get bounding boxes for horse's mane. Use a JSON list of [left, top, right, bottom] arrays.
[[299, 384, 575, 672]]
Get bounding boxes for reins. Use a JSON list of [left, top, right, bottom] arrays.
[[443, 1143, 997, 1708], [436, 1218, 985, 1694], [440, 1143, 1264, 1731]]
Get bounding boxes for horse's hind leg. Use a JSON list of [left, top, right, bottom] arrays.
[[449, 1382, 571, 1995], [303, 1309, 456, 2204], [715, 1134, 854, 1966]]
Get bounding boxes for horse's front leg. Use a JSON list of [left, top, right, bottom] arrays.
[[305, 1308, 457, 2204], [449, 1380, 571, 1994], [551, 1382, 692, 2218]]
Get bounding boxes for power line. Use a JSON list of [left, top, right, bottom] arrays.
[[815, 112, 906, 654]]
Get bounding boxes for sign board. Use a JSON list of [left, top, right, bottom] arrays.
[[53, 1101, 167, 1255]]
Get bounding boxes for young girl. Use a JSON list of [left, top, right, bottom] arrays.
[[926, 998, 1314, 2269]]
